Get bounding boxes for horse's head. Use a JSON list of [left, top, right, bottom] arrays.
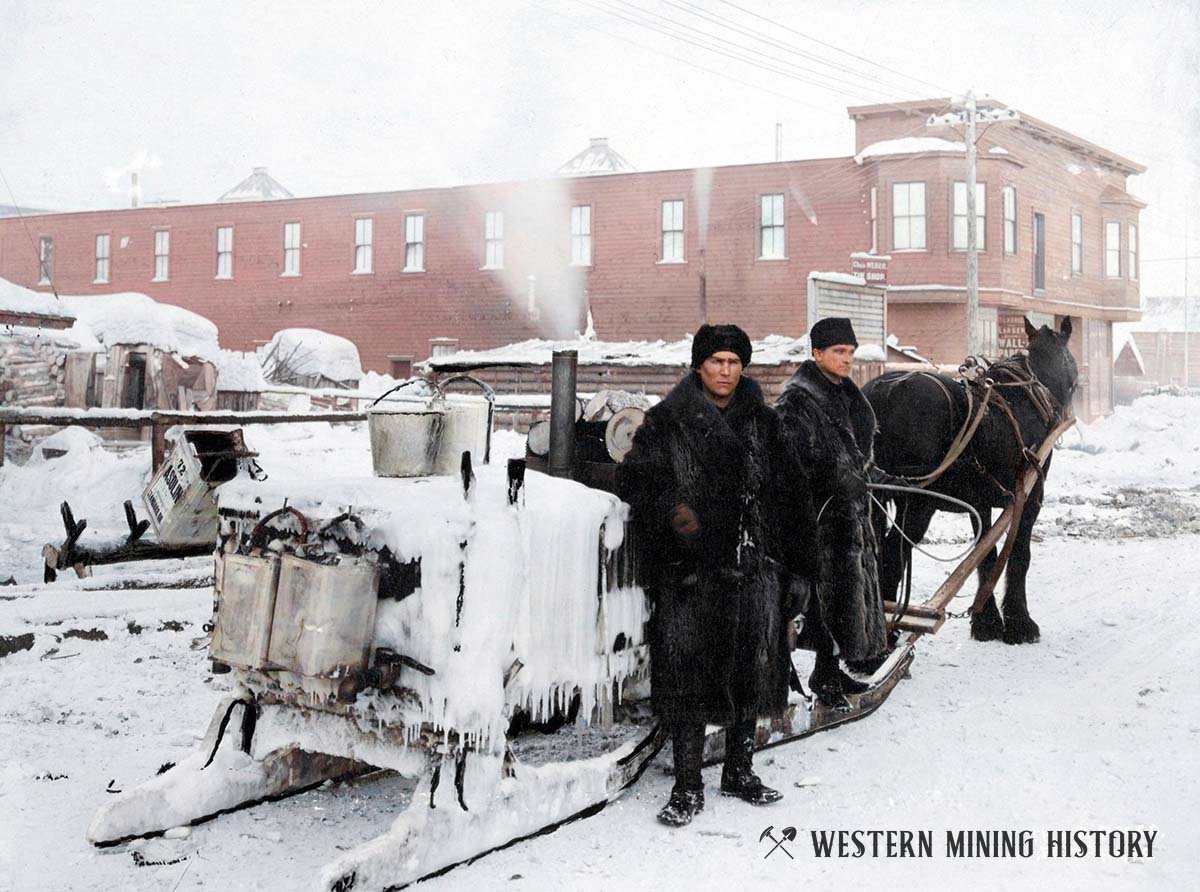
[[1024, 316, 1078, 411]]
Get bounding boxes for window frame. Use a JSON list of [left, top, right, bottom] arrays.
[[282, 222, 301, 277], [951, 181, 986, 252], [892, 182, 927, 252], [1003, 185, 1016, 255], [215, 225, 234, 280], [1105, 220, 1121, 278], [353, 217, 374, 275], [38, 236, 53, 285], [1128, 223, 1138, 281], [153, 230, 170, 281], [758, 193, 786, 260], [94, 233, 111, 284], [483, 210, 504, 270], [1033, 212, 1046, 292], [869, 186, 878, 254], [1071, 212, 1083, 275], [570, 205, 592, 267], [404, 214, 425, 273], [660, 199, 685, 263]]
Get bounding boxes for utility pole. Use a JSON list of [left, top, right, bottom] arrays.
[[928, 94, 1019, 356], [1186, 210, 1190, 389]]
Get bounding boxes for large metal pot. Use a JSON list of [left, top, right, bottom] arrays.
[[367, 375, 494, 478]]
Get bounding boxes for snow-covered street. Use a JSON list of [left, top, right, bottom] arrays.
[[3, 397, 1199, 892]]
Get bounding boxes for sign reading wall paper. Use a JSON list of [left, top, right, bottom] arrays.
[[807, 268, 887, 351]]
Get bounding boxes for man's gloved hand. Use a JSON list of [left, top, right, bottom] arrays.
[[670, 503, 701, 540]]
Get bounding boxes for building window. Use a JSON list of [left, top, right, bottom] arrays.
[[1071, 213, 1083, 274], [215, 226, 233, 279], [94, 234, 111, 283], [484, 211, 503, 269], [1105, 221, 1121, 278], [153, 230, 169, 281], [869, 186, 878, 254], [952, 182, 986, 251], [1033, 213, 1046, 291], [354, 218, 373, 273], [283, 222, 301, 276], [759, 193, 785, 259], [570, 205, 592, 266], [38, 237, 53, 285], [1129, 223, 1138, 281], [892, 182, 926, 250], [404, 214, 425, 272], [661, 199, 684, 262], [1003, 186, 1016, 255]]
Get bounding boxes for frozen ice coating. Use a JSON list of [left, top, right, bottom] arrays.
[[215, 465, 648, 753]]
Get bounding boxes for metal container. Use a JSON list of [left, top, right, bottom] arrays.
[[367, 375, 494, 478], [267, 553, 381, 678], [211, 551, 281, 669], [209, 507, 307, 670]]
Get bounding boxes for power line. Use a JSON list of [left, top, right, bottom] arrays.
[[656, 0, 930, 103], [713, 0, 955, 96], [575, 0, 909, 104]]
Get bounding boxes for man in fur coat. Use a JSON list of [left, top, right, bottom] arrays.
[[617, 324, 818, 827], [775, 317, 890, 704]]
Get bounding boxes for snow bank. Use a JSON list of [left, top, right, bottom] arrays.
[[855, 136, 965, 164], [213, 350, 267, 392], [262, 328, 363, 383], [61, 293, 219, 361], [809, 270, 868, 287], [0, 276, 75, 319]]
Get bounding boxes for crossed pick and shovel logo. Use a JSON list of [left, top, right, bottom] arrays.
[[760, 825, 797, 859]]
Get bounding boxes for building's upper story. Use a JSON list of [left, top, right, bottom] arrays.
[[0, 99, 1144, 368], [849, 98, 1145, 320]]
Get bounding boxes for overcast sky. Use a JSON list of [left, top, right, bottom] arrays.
[[1, 0, 1196, 296]]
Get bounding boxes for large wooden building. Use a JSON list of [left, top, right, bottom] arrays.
[[0, 99, 1144, 417]]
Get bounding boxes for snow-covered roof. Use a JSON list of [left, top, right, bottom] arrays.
[[0, 276, 76, 320], [854, 136, 965, 165], [556, 138, 636, 177], [61, 293, 220, 362], [1116, 296, 1199, 333], [218, 167, 294, 203], [1116, 334, 1146, 375], [886, 333, 933, 364], [421, 333, 817, 371], [808, 270, 869, 287], [214, 349, 267, 392], [987, 146, 1010, 155], [262, 328, 363, 383]]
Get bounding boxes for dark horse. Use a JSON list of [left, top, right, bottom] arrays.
[[863, 318, 1078, 644]]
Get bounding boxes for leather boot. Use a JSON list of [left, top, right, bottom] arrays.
[[658, 723, 705, 827], [808, 650, 853, 711], [719, 720, 782, 805]]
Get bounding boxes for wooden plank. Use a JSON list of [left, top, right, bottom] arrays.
[[921, 414, 1077, 615]]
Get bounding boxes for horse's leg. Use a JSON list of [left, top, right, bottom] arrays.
[[969, 505, 1005, 642], [1001, 484, 1044, 645]]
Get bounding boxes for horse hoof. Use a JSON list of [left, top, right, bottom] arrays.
[[1002, 617, 1041, 645], [970, 617, 1005, 642]]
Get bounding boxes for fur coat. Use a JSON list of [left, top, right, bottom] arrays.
[[617, 372, 817, 725], [775, 360, 889, 662]]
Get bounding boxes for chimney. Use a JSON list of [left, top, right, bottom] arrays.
[[131, 172, 140, 208], [589, 137, 608, 148], [775, 123, 783, 162], [253, 166, 268, 175]]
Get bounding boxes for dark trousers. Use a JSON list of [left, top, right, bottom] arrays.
[[671, 718, 756, 790]]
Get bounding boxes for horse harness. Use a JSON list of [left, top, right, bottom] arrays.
[[884, 352, 1070, 615]]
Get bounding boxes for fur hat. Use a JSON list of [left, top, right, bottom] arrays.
[[810, 317, 859, 351], [691, 324, 752, 369]]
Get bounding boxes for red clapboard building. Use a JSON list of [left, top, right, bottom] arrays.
[[0, 99, 1143, 417]]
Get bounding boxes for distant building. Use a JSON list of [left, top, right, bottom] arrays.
[[218, 167, 294, 203], [1114, 296, 1199, 400], [0, 102, 1144, 419]]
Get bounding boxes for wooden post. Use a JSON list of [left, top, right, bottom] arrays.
[[0, 420, 5, 467], [151, 420, 167, 472]]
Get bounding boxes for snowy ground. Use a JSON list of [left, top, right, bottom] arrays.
[[2, 400, 1199, 892]]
